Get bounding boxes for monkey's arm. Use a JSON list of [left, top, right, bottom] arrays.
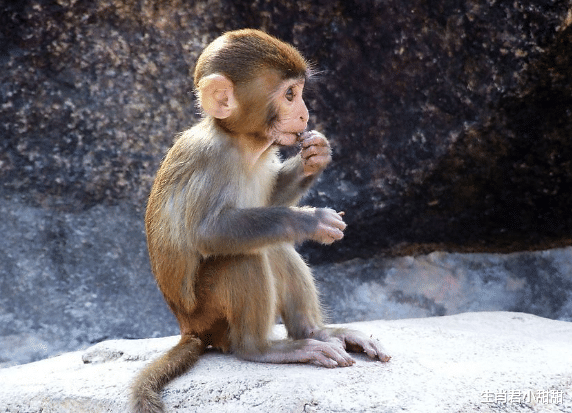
[[270, 131, 331, 206], [269, 156, 317, 206], [196, 206, 344, 256]]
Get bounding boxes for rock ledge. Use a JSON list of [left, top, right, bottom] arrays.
[[0, 312, 570, 412]]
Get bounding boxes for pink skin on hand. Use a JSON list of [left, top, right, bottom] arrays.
[[297, 130, 332, 177]]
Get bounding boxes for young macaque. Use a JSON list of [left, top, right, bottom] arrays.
[[132, 28, 390, 413]]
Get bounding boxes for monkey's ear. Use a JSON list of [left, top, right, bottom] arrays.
[[198, 74, 238, 119]]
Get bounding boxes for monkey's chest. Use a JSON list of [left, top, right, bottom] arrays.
[[233, 150, 280, 208], [235, 174, 274, 208], [234, 160, 278, 208]]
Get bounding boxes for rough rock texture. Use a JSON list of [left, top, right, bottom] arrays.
[[0, 196, 167, 367], [1, 1, 572, 260], [0, 313, 571, 412]]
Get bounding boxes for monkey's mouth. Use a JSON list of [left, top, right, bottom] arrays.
[[295, 130, 307, 141], [271, 129, 306, 147]]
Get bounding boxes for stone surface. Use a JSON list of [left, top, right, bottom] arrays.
[[0, 313, 571, 412], [1, 1, 572, 260]]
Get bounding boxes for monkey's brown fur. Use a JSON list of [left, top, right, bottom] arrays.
[[132, 29, 389, 413]]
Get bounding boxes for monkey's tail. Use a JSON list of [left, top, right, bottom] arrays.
[[131, 335, 204, 413]]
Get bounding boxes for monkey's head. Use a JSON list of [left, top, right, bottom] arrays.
[[194, 29, 310, 146]]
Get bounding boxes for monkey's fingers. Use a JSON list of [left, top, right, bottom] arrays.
[[314, 208, 346, 244], [296, 130, 310, 142], [300, 139, 331, 178], [300, 131, 329, 149], [301, 136, 329, 150], [330, 214, 347, 230], [318, 224, 344, 244], [312, 355, 337, 368], [361, 340, 391, 362], [301, 144, 327, 159], [301, 140, 330, 160], [302, 155, 330, 172]]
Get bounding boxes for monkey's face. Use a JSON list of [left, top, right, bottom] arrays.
[[267, 78, 309, 147], [197, 72, 308, 148]]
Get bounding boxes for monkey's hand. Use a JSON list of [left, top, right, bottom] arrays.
[[311, 208, 346, 244], [299, 130, 331, 177]]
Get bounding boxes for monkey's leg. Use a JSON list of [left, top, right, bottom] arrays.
[[209, 252, 354, 368], [268, 244, 323, 339], [269, 244, 391, 363]]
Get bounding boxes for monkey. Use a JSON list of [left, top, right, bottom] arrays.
[[131, 29, 390, 413]]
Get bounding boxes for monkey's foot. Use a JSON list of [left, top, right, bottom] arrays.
[[309, 327, 391, 363], [336, 329, 391, 362], [238, 339, 355, 368], [296, 338, 356, 368]]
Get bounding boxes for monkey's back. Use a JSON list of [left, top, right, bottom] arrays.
[[145, 117, 281, 314]]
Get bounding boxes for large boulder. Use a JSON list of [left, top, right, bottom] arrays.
[[1, 1, 571, 260]]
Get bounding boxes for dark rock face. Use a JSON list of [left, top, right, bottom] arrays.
[[2, 1, 571, 260], [299, 1, 572, 261], [0, 0, 204, 209], [1, 1, 572, 365]]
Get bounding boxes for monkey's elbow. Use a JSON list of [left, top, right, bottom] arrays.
[[195, 234, 214, 258], [196, 240, 235, 258], [195, 225, 225, 257], [196, 244, 214, 258]]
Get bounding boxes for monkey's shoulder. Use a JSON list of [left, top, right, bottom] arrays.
[[164, 125, 240, 174], [173, 123, 227, 154]]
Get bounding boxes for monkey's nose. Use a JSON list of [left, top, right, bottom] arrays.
[[300, 104, 309, 124]]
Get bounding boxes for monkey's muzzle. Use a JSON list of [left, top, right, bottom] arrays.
[[295, 131, 307, 143]]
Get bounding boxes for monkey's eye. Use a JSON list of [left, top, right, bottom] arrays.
[[285, 87, 294, 102]]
